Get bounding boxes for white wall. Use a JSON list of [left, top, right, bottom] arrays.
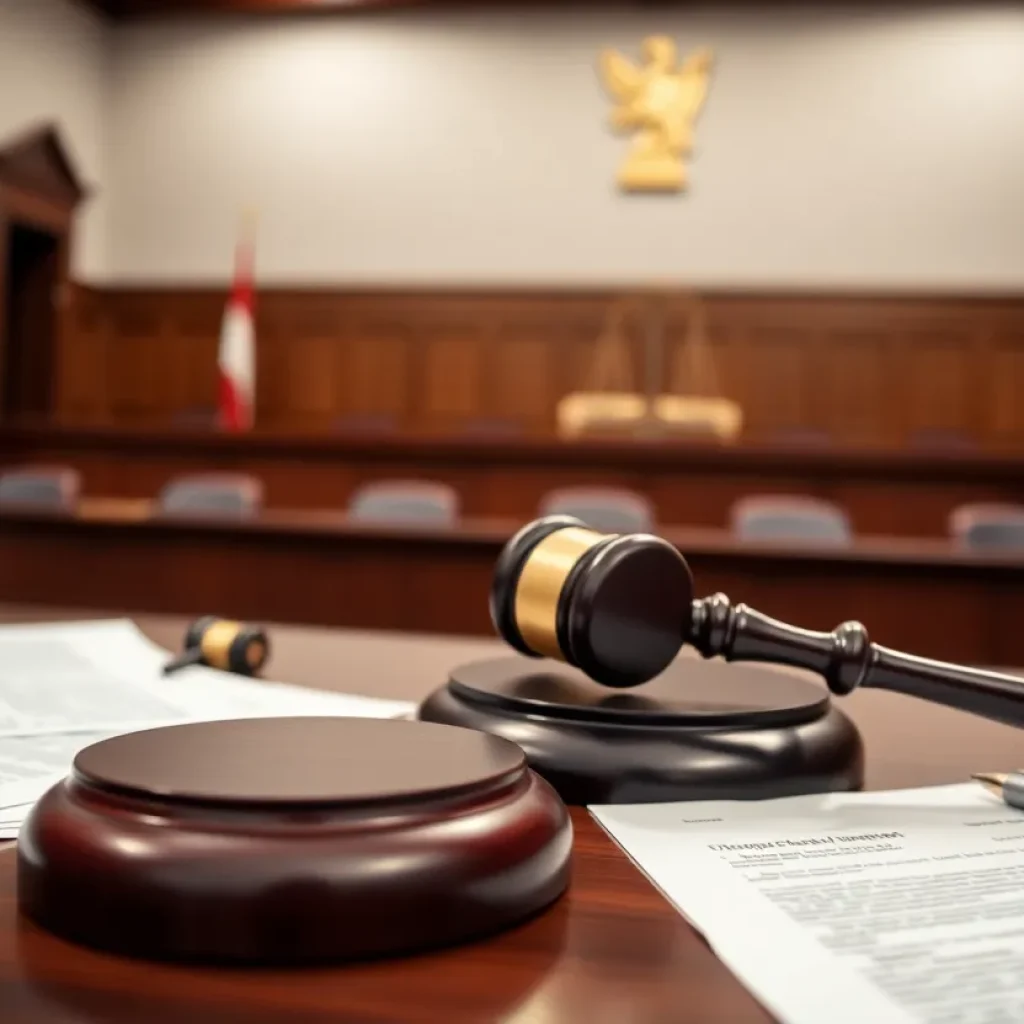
[[106, 4, 1024, 290], [0, 0, 109, 279]]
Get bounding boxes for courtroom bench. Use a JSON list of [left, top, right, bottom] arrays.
[[2, 423, 1024, 537], [0, 506, 1020, 667]]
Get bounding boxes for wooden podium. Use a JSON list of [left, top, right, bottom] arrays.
[[17, 717, 572, 965]]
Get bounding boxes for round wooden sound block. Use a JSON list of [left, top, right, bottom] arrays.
[[17, 718, 572, 965], [418, 657, 864, 805]]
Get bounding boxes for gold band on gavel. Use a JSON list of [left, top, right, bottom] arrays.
[[514, 526, 605, 659], [200, 620, 241, 670]]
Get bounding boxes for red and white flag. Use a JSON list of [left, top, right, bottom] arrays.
[[217, 226, 256, 431]]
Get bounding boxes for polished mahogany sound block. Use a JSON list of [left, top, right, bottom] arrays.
[[17, 717, 572, 965], [418, 657, 864, 805]]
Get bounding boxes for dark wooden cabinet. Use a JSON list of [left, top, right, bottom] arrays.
[[0, 126, 86, 425]]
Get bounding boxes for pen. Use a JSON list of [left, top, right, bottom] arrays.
[[971, 771, 1024, 810]]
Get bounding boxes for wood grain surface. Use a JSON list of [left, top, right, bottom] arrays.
[[57, 286, 1024, 453], [1, 606, 1024, 1022], [3, 809, 766, 1024], [20, 718, 572, 965], [0, 508, 1020, 666]]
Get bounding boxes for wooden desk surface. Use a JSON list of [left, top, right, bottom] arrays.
[[3, 606, 1024, 1023]]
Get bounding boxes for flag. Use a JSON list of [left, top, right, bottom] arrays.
[[217, 225, 256, 431]]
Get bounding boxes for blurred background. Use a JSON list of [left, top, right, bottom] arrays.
[[0, 0, 1022, 664]]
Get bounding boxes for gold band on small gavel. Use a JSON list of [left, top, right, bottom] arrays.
[[514, 526, 605, 659], [200, 620, 241, 670]]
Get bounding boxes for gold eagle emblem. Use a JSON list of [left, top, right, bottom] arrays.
[[599, 37, 713, 192]]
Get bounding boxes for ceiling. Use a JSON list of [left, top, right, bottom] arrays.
[[82, 0, 942, 19], [83, 0, 430, 17]]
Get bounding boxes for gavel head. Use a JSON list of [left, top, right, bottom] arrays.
[[184, 616, 270, 676], [489, 515, 695, 688]]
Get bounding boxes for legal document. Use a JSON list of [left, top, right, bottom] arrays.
[[0, 618, 411, 738], [592, 784, 1024, 1024], [0, 618, 415, 835], [0, 730, 123, 811]]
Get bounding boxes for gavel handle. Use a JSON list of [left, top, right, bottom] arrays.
[[689, 593, 1024, 730], [162, 647, 204, 676]]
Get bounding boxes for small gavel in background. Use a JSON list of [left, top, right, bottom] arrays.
[[491, 515, 1024, 730], [162, 616, 270, 677]]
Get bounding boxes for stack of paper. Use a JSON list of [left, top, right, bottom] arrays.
[[0, 619, 415, 838], [592, 784, 1024, 1024]]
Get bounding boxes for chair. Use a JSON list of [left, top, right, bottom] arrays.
[[0, 466, 80, 512], [949, 503, 1024, 551], [347, 480, 459, 526], [156, 474, 263, 519], [730, 495, 852, 545], [539, 487, 655, 534]]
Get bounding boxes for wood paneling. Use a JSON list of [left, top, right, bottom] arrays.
[[821, 330, 890, 446], [0, 510, 1020, 667], [988, 330, 1024, 446], [58, 287, 1024, 450]]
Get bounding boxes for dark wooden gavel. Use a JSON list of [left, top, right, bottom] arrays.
[[162, 616, 270, 676], [490, 515, 1024, 729]]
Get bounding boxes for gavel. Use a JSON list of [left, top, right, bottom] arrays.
[[491, 515, 1024, 729], [162, 616, 270, 676]]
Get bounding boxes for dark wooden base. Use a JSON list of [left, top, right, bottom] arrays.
[[16, 717, 572, 965], [418, 657, 865, 804]]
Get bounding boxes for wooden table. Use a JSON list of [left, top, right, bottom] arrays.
[[3, 607, 1024, 1023], [0, 507, 1022, 666], [3, 423, 1024, 537]]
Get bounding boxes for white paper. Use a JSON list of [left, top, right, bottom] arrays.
[[0, 731, 124, 808], [84, 619, 414, 725], [0, 619, 413, 738], [591, 784, 1024, 1024], [0, 628, 188, 738], [0, 618, 415, 838]]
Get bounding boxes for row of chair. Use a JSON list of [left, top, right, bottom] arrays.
[[1, 466, 1023, 549], [343, 483, 1024, 550], [541, 490, 1024, 550], [724, 496, 1024, 550], [0, 468, 463, 523], [0, 468, 264, 519], [0, 468, 647, 529]]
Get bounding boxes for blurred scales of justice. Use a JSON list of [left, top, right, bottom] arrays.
[[556, 291, 744, 442]]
